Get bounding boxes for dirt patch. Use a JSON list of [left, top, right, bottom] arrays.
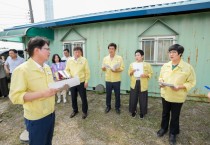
[[0, 92, 210, 145]]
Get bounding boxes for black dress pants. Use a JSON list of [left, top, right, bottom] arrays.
[[161, 98, 183, 135], [129, 80, 148, 115], [106, 81, 121, 109], [70, 82, 88, 113], [0, 77, 9, 97]]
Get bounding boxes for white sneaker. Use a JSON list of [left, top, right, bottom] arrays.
[[68, 91, 71, 96], [63, 99, 67, 103], [57, 99, 61, 103], [20, 130, 29, 142]]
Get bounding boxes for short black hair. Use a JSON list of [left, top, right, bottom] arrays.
[[73, 46, 83, 53], [168, 44, 184, 56], [27, 36, 50, 57], [63, 48, 69, 53], [108, 43, 117, 50], [9, 49, 17, 54], [135, 49, 144, 56], [52, 54, 61, 63]]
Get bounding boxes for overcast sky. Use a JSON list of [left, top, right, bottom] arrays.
[[0, 0, 185, 48]]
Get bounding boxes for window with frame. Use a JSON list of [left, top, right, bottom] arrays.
[[140, 36, 176, 64], [63, 41, 85, 57]]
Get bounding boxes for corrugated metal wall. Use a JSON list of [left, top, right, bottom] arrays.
[[50, 11, 210, 100]]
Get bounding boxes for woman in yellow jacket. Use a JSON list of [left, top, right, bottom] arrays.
[[128, 49, 153, 119], [157, 44, 196, 145]]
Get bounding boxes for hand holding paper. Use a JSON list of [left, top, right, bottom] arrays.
[[170, 86, 180, 91], [101, 66, 106, 71], [158, 81, 175, 87], [102, 63, 120, 71], [48, 77, 80, 89], [102, 64, 111, 69], [133, 62, 143, 77], [111, 63, 120, 71], [140, 74, 148, 78]]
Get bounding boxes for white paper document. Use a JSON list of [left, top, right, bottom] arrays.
[[159, 82, 175, 87], [102, 64, 111, 69], [102, 63, 120, 71], [48, 77, 80, 89], [133, 63, 143, 78], [112, 63, 120, 71]]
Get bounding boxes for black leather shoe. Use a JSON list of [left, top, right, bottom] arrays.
[[115, 108, 121, 114], [82, 113, 87, 119], [169, 134, 176, 145], [70, 111, 78, 118], [131, 112, 136, 117], [105, 107, 111, 113], [157, 129, 167, 137], [139, 114, 144, 119]]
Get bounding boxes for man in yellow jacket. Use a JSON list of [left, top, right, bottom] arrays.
[[65, 46, 90, 119], [9, 37, 59, 145], [102, 43, 124, 114], [128, 49, 153, 119], [157, 44, 196, 145]]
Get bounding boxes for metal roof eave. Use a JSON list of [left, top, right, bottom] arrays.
[[54, 2, 210, 27], [0, 28, 29, 38], [0, 27, 54, 43], [0, 28, 30, 43], [4, 1, 210, 31]]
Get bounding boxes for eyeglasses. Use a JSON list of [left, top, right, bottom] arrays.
[[42, 47, 50, 51]]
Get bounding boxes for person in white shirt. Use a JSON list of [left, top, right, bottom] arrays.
[[61, 48, 71, 62], [4, 49, 25, 82], [61, 48, 71, 96]]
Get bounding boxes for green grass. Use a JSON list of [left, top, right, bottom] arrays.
[[0, 92, 210, 145]]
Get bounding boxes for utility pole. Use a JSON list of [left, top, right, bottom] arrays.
[[28, 0, 34, 23]]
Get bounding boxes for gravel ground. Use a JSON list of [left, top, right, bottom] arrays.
[[0, 91, 210, 145]]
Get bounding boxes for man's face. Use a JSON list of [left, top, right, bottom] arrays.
[[108, 46, 116, 55], [39, 43, 50, 62], [64, 50, 69, 57], [1, 55, 5, 61], [74, 50, 81, 58], [9, 51, 17, 59], [135, 52, 143, 62], [168, 50, 181, 62]]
